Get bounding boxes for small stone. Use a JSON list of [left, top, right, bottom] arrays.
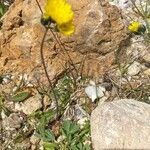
[[15, 103, 22, 111], [15, 139, 31, 149], [2, 74, 12, 84], [57, 135, 66, 143], [30, 134, 40, 145], [101, 82, 113, 91], [91, 99, 150, 149], [20, 94, 42, 115], [12, 86, 18, 93], [77, 117, 88, 129], [118, 0, 133, 9], [89, 80, 96, 86], [4, 101, 15, 112], [31, 145, 36, 150], [143, 53, 150, 63], [2, 113, 23, 130], [127, 61, 141, 76], [85, 85, 106, 102], [111, 86, 118, 98], [98, 96, 108, 106], [1, 109, 7, 119], [143, 69, 150, 76], [74, 104, 89, 120], [43, 95, 51, 108]]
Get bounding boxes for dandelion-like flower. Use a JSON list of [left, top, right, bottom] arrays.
[[128, 21, 141, 33], [43, 0, 75, 36], [128, 21, 146, 34]]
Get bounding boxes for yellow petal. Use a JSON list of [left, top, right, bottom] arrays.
[[128, 21, 141, 32], [44, 0, 74, 25], [57, 21, 75, 35], [43, 0, 75, 35]]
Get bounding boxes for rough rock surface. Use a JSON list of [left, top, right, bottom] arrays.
[[91, 99, 150, 149], [69, 0, 129, 54], [0, 0, 129, 82]]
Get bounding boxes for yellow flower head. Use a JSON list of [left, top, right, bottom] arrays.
[[128, 21, 141, 33], [43, 0, 75, 35]]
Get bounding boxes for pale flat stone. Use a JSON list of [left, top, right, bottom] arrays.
[[127, 61, 141, 76], [20, 94, 42, 115], [143, 68, 150, 76], [143, 52, 150, 63], [91, 99, 150, 149], [85, 85, 106, 102], [2, 113, 23, 130]]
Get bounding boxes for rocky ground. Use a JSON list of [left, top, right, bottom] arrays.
[[0, 0, 150, 150]]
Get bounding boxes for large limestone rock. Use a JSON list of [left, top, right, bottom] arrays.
[[0, 0, 129, 83], [91, 99, 150, 149]]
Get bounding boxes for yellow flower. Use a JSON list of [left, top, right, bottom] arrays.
[[128, 21, 141, 33], [43, 0, 75, 35]]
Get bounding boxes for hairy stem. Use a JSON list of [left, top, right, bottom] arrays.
[[40, 27, 59, 117]]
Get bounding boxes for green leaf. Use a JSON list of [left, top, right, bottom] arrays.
[[43, 142, 57, 150], [70, 123, 80, 135], [71, 143, 91, 150], [12, 91, 31, 102], [70, 145, 79, 150], [77, 143, 83, 149], [36, 111, 56, 142], [62, 120, 80, 144], [62, 120, 79, 136], [0, 3, 7, 18], [45, 129, 55, 141], [83, 143, 91, 150]]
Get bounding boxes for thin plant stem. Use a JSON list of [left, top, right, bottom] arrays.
[[35, 0, 43, 14], [55, 32, 78, 88], [49, 29, 77, 88], [36, 0, 78, 113], [78, 53, 87, 78], [35, 0, 78, 85], [55, 32, 78, 75], [139, 0, 150, 33], [139, 0, 145, 16], [131, 0, 144, 18], [40, 27, 59, 117]]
